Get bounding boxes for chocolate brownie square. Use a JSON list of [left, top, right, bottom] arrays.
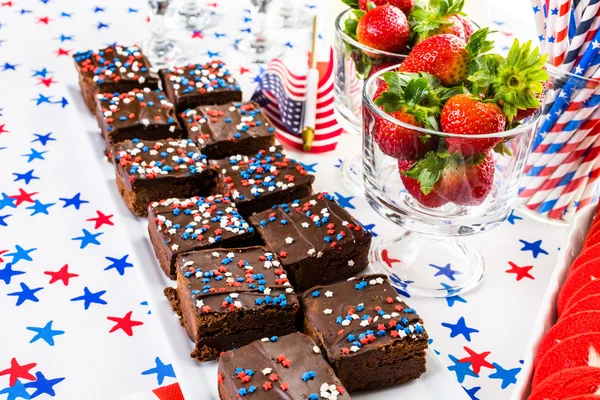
[[165, 247, 299, 362], [95, 89, 183, 151], [218, 332, 350, 400], [215, 146, 315, 217], [73, 45, 160, 113], [182, 102, 276, 159], [249, 193, 371, 291], [148, 195, 257, 279], [301, 274, 428, 392], [159, 60, 242, 111], [111, 138, 221, 217]]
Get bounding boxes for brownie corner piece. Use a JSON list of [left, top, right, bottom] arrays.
[[301, 274, 428, 392], [73, 44, 159, 113], [175, 247, 299, 362], [147, 195, 256, 279], [218, 332, 350, 399], [159, 60, 242, 111], [217, 146, 315, 216], [111, 138, 220, 216], [95, 89, 183, 150], [182, 101, 276, 159], [249, 192, 372, 291]]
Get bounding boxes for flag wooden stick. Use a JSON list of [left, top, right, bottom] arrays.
[[301, 15, 319, 151]]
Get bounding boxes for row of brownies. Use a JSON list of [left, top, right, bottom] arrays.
[[73, 44, 429, 397]]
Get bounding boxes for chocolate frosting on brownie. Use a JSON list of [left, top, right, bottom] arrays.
[[301, 274, 427, 361], [183, 101, 275, 146], [218, 333, 350, 399], [112, 138, 210, 185], [73, 45, 159, 87], [249, 193, 372, 265], [148, 196, 254, 259], [176, 247, 298, 316], [97, 89, 181, 135], [216, 146, 314, 204]]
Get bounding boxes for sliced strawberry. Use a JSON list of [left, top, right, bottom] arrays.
[[358, 0, 415, 16], [441, 94, 506, 156], [399, 160, 448, 208], [356, 5, 410, 54]]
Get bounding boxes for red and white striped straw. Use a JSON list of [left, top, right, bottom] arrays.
[[546, 0, 572, 65]]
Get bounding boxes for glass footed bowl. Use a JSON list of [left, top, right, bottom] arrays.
[[362, 65, 541, 297]]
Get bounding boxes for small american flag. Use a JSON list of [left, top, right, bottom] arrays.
[[252, 48, 343, 153]]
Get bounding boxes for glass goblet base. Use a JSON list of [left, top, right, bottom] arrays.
[[369, 231, 485, 298], [177, 7, 210, 30], [143, 38, 185, 68], [237, 35, 284, 64], [340, 154, 364, 193]]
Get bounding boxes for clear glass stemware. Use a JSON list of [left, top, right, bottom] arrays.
[[144, 0, 185, 67], [237, 0, 284, 64], [175, 0, 210, 30]]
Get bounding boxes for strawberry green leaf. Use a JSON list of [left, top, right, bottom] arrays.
[[341, 0, 360, 8], [404, 151, 446, 195], [493, 140, 513, 157], [366, 1, 377, 10], [466, 28, 495, 58], [409, 0, 465, 39], [404, 78, 431, 106]]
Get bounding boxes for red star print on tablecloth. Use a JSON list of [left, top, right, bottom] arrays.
[[207, 2, 218, 7], [37, 77, 57, 87], [56, 48, 71, 56], [506, 261, 534, 281], [152, 383, 184, 400], [107, 311, 144, 336], [10, 189, 38, 206], [0, 250, 8, 262], [0, 124, 8, 135], [44, 264, 79, 286], [458, 346, 494, 375], [0, 358, 36, 386], [1, 1, 13, 6], [86, 210, 114, 229], [381, 249, 401, 268], [36, 17, 50, 25], [191, 30, 204, 39], [239, 66, 251, 75]]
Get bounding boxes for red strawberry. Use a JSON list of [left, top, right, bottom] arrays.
[[398, 29, 493, 86], [441, 94, 506, 156], [373, 109, 435, 160], [456, 14, 475, 40], [399, 160, 448, 208], [418, 14, 466, 42], [356, 5, 410, 54], [358, 0, 415, 16], [438, 152, 495, 206], [410, 0, 468, 42]]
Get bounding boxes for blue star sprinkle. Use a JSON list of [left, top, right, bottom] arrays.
[[488, 362, 520, 389], [334, 192, 355, 209], [463, 386, 481, 400], [6, 245, 36, 264], [141, 357, 176, 385], [447, 355, 478, 383], [7, 282, 43, 306], [70, 287, 107, 310], [32, 132, 56, 145], [24, 371, 65, 398], [26, 200, 55, 216], [59, 193, 89, 209], [441, 317, 479, 341], [27, 320, 64, 346], [0, 263, 25, 285], [507, 210, 523, 224], [1, 62, 19, 71], [104, 254, 133, 275], [300, 162, 318, 173], [0, 193, 16, 211], [32, 68, 51, 78], [13, 169, 39, 185], [21, 148, 47, 162], [429, 263, 459, 281], [72, 229, 103, 249], [519, 239, 549, 258], [32, 94, 53, 105], [0, 379, 30, 400]]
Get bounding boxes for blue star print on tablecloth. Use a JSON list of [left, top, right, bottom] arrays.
[[429, 263, 459, 281], [71, 229, 103, 249], [105, 254, 133, 275], [6, 245, 36, 264], [519, 239, 549, 258], [0, 379, 30, 400], [1, 62, 18, 71], [24, 371, 65, 398], [0, 263, 25, 285], [7, 282, 43, 306], [447, 354, 478, 383], [0, 193, 16, 211], [26, 200, 55, 216], [507, 210, 523, 224], [441, 317, 479, 341], [21, 148, 47, 162], [488, 362, 520, 389], [141, 357, 176, 385], [13, 169, 39, 185], [334, 192, 355, 209], [441, 283, 467, 307], [31, 132, 55, 145], [70, 287, 107, 310], [27, 320, 65, 346], [97, 21, 109, 29], [59, 193, 89, 209], [463, 386, 481, 400], [32, 94, 53, 105], [32, 68, 51, 77], [57, 34, 73, 42], [0, 214, 12, 227], [300, 162, 318, 173]]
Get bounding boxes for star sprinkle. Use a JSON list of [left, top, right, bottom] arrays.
[[141, 357, 176, 385], [44, 264, 78, 286], [7, 282, 43, 306], [441, 317, 479, 341], [27, 320, 65, 345], [86, 210, 114, 229], [0, 263, 25, 285], [71, 229, 103, 249], [0, 359, 36, 386], [70, 287, 107, 310], [107, 311, 144, 336], [24, 371, 65, 398], [59, 193, 89, 209], [104, 254, 133, 275], [519, 239, 549, 258], [505, 261, 534, 281]]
